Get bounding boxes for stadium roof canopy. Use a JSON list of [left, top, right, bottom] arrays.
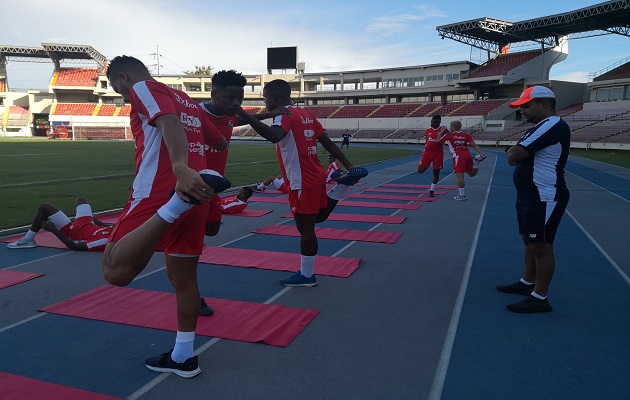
[[436, 0, 630, 53], [0, 43, 107, 69]]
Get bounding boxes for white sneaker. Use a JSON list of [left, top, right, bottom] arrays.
[[473, 153, 487, 162], [7, 238, 37, 249], [453, 194, 467, 201]]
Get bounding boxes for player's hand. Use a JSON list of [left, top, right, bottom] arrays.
[[42, 221, 56, 232], [173, 165, 214, 203]]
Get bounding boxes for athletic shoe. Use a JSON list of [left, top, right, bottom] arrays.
[[507, 296, 553, 314], [7, 238, 37, 249], [331, 167, 368, 186], [473, 153, 487, 162], [280, 272, 317, 287], [145, 350, 201, 378], [180, 169, 233, 205], [429, 190, 435, 198], [453, 194, 466, 201], [496, 281, 534, 296], [199, 297, 214, 316]]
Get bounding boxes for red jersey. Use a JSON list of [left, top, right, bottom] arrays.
[[62, 216, 112, 252], [424, 127, 446, 153], [442, 131, 474, 155], [220, 196, 247, 214], [128, 80, 224, 199], [326, 161, 340, 183], [200, 103, 235, 175], [271, 106, 326, 190]]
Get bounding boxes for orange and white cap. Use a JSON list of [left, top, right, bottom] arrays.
[[509, 86, 555, 108]]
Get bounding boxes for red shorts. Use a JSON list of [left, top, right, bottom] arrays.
[[288, 185, 328, 215], [205, 195, 222, 223], [418, 151, 444, 170], [109, 196, 209, 256], [452, 152, 473, 174]]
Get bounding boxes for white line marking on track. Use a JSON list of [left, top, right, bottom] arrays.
[[2, 251, 71, 270], [567, 170, 629, 203], [566, 210, 630, 287], [0, 173, 134, 188], [427, 157, 496, 400]]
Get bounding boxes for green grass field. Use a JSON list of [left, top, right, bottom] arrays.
[[0, 140, 419, 229]]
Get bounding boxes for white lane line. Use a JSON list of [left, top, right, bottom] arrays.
[[2, 251, 72, 270], [428, 157, 496, 400], [567, 170, 629, 203], [566, 210, 630, 287], [0, 173, 134, 188]]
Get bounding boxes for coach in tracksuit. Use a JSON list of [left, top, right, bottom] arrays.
[[497, 86, 570, 314]]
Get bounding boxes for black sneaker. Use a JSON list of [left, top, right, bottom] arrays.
[[199, 297, 214, 316], [145, 350, 201, 378], [496, 281, 534, 296], [507, 296, 553, 314], [429, 190, 435, 198]]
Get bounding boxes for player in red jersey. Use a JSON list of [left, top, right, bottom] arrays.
[[103, 56, 227, 378], [238, 79, 368, 287], [439, 120, 487, 201], [326, 154, 341, 183], [6, 197, 112, 251], [417, 115, 448, 197], [220, 187, 254, 214]]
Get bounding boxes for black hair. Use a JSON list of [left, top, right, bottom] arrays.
[[106, 55, 150, 80], [212, 70, 247, 89], [238, 186, 253, 200], [534, 98, 557, 110], [431, 115, 442, 120], [264, 79, 291, 97]]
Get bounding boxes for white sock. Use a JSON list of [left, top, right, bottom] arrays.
[[171, 331, 195, 363], [23, 230, 37, 241], [430, 183, 436, 191], [257, 182, 267, 190], [520, 278, 534, 285], [473, 159, 481, 169], [156, 193, 194, 223], [327, 184, 350, 201], [459, 188, 465, 196], [531, 291, 546, 300], [300, 255, 316, 278]]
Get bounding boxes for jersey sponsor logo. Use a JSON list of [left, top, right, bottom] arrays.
[[180, 112, 201, 128], [307, 145, 318, 155], [228, 120, 234, 128], [529, 233, 537, 239], [428, 137, 440, 143], [304, 129, 315, 138], [189, 141, 205, 155], [300, 115, 314, 124], [173, 92, 199, 109]]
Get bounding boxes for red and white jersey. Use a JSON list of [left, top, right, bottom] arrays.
[[200, 103, 235, 175], [64, 216, 113, 252], [128, 80, 224, 199], [220, 196, 247, 214], [442, 131, 474, 156], [424, 127, 447, 153], [271, 106, 327, 190], [326, 161, 340, 183]]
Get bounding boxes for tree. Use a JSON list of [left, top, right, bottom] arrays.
[[183, 66, 214, 76]]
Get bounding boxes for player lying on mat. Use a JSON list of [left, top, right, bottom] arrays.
[[7, 197, 113, 251]]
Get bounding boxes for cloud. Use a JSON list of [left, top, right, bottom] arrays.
[[551, 71, 590, 83], [367, 5, 447, 34]]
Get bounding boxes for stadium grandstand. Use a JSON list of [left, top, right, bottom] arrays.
[[1, 0, 629, 149]]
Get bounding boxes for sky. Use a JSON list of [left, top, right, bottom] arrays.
[[2, 0, 628, 90]]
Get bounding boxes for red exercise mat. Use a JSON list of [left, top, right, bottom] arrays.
[[338, 200, 421, 210], [281, 213, 406, 224], [363, 188, 447, 195], [347, 193, 437, 202], [0, 233, 67, 250], [381, 184, 457, 189], [248, 196, 421, 210], [0, 372, 122, 400], [200, 246, 360, 278], [40, 286, 319, 348], [254, 224, 402, 244], [0, 270, 44, 290]]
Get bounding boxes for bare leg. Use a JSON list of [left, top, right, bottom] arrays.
[[30, 204, 60, 231], [431, 169, 440, 184], [166, 255, 200, 332], [294, 213, 318, 256], [102, 214, 170, 287], [528, 241, 555, 297]]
